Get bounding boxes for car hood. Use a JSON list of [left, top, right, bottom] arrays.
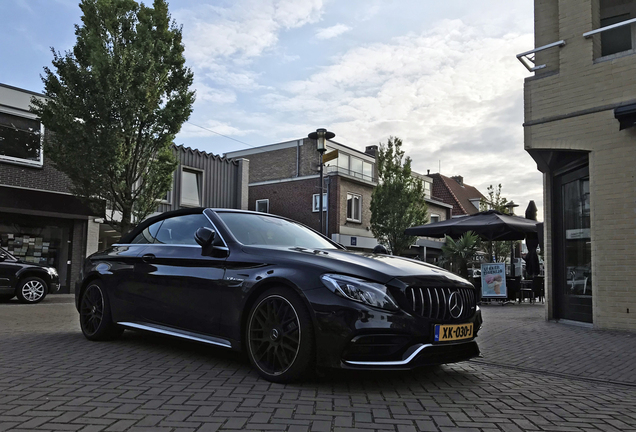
[[242, 246, 471, 286]]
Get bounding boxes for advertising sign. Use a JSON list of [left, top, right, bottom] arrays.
[[481, 263, 507, 298]]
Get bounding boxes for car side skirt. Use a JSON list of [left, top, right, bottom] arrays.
[[117, 321, 233, 349]]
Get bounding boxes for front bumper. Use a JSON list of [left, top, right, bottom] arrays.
[[305, 287, 483, 369]]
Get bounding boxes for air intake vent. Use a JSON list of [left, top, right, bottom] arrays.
[[405, 287, 476, 321]]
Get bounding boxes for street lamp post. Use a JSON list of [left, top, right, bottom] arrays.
[[504, 200, 519, 277], [308, 128, 335, 235]]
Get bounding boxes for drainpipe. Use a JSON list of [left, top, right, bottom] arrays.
[[296, 140, 300, 177]]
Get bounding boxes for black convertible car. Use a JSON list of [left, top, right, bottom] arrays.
[[76, 208, 482, 382], [0, 246, 60, 303]]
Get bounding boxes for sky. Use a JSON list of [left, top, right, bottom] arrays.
[[1, 0, 541, 218]]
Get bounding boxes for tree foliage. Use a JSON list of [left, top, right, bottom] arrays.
[[370, 137, 428, 256], [31, 0, 195, 235], [479, 184, 513, 262], [441, 231, 480, 279]]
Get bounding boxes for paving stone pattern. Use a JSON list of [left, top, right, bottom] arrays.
[[0, 296, 635, 432], [475, 303, 636, 385]]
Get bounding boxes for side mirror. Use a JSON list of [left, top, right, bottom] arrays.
[[195, 227, 216, 255]]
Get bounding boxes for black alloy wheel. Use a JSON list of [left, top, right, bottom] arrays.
[[247, 288, 314, 382], [79, 282, 123, 341]]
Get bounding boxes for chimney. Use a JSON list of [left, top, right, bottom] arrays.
[[427, 169, 430, 175], [451, 175, 464, 186], [365, 145, 378, 157]]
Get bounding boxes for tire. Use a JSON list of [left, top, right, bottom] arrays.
[[246, 287, 315, 383], [16, 277, 47, 304], [79, 281, 124, 341]]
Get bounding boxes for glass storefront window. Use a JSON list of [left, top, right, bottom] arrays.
[[0, 215, 71, 288], [563, 176, 591, 296], [0, 111, 43, 165]]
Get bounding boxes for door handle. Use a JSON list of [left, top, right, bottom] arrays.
[[141, 253, 156, 263]]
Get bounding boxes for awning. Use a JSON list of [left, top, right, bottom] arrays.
[[614, 104, 636, 130]]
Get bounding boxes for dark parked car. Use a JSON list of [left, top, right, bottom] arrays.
[[76, 208, 482, 382], [0, 247, 60, 303]]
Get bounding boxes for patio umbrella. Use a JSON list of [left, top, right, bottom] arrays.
[[524, 201, 541, 277], [404, 210, 539, 241]]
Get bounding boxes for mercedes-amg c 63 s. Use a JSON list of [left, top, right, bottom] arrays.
[[76, 208, 482, 382]]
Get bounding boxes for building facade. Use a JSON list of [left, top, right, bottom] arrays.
[[99, 145, 249, 248], [521, 0, 636, 330], [0, 83, 101, 293], [225, 139, 381, 251]]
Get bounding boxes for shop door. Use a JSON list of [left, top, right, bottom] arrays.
[[554, 165, 592, 323]]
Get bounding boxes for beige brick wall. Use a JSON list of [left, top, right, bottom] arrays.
[[526, 0, 636, 331]]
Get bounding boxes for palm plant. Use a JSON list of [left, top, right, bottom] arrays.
[[441, 231, 481, 279]]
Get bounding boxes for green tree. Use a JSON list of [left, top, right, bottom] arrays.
[[441, 231, 480, 279], [479, 184, 514, 263], [370, 137, 428, 255], [31, 0, 195, 235]]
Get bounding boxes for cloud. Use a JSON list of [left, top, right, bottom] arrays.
[[315, 24, 352, 40], [175, 0, 325, 69], [257, 17, 538, 209]]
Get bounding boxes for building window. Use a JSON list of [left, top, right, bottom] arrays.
[[599, 1, 636, 57], [346, 193, 362, 222], [424, 181, 432, 199], [330, 151, 375, 182], [430, 214, 440, 223], [312, 193, 327, 212], [256, 199, 269, 213], [0, 111, 43, 167], [181, 168, 202, 207]]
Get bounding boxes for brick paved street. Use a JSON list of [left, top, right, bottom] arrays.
[[0, 295, 635, 432]]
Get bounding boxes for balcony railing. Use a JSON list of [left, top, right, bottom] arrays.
[[516, 40, 566, 72], [326, 165, 376, 183], [583, 17, 636, 38]]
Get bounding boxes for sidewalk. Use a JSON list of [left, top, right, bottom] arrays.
[[475, 302, 636, 385]]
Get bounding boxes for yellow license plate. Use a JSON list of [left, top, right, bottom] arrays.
[[434, 323, 473, 342]]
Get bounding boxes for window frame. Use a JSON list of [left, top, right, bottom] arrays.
[[0, 109, 44, 168], [430, 214, 440, 224], [312, 193, 327, 212], [346, 192, 362, 223], [180, 166, 204, 208], [255, 199, 269, 213]]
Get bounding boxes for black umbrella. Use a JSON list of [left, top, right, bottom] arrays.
[[524, 201, 541, 277], [404, 210, 539, 241]]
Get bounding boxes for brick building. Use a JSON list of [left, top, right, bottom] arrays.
[[428, 173, 486, 217], [0, 83, 101, 293], [225, 139, 381, 251], [519, 0, 636, 330]]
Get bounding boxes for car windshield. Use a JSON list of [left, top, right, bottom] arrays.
[[217, 212, 339, 250]]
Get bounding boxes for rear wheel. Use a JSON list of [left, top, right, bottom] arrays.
[[246, 287, 315, 383], [79, 282, 123, 341], [16, 277, 47, 304]]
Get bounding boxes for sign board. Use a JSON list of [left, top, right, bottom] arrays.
[[322, 150, 339, 164], [566, 228, 591, 240], [350, 236, 357, 246], [480, 263, 507, 298]]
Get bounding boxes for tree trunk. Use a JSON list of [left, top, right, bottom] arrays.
[[120, 205, 133, 238]]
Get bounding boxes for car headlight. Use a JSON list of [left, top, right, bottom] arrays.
[[320, 274, 399, 311], [46, 267, 58, 277]]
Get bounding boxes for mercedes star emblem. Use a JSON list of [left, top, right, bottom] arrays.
[[448, 291, 464, 319]]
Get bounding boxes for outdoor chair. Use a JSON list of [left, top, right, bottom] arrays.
[[519, 279, 534, 303]]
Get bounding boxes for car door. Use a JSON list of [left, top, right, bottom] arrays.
[[135, 213, 227, 335], [107, 220, 164, 322], [0, 249, 18, 294]]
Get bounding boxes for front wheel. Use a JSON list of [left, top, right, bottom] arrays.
[[246, 287, 315, 383], [16, 277, 47, 304], [79, 281, 123, 341]]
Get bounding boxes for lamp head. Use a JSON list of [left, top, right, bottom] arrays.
[[308, 128, 335, 153]]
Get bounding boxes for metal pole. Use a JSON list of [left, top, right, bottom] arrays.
[[325, 176, 330, 238], [319, 155, 324, 234]]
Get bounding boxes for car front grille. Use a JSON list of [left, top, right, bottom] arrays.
[[405, 287, 476, 321]]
